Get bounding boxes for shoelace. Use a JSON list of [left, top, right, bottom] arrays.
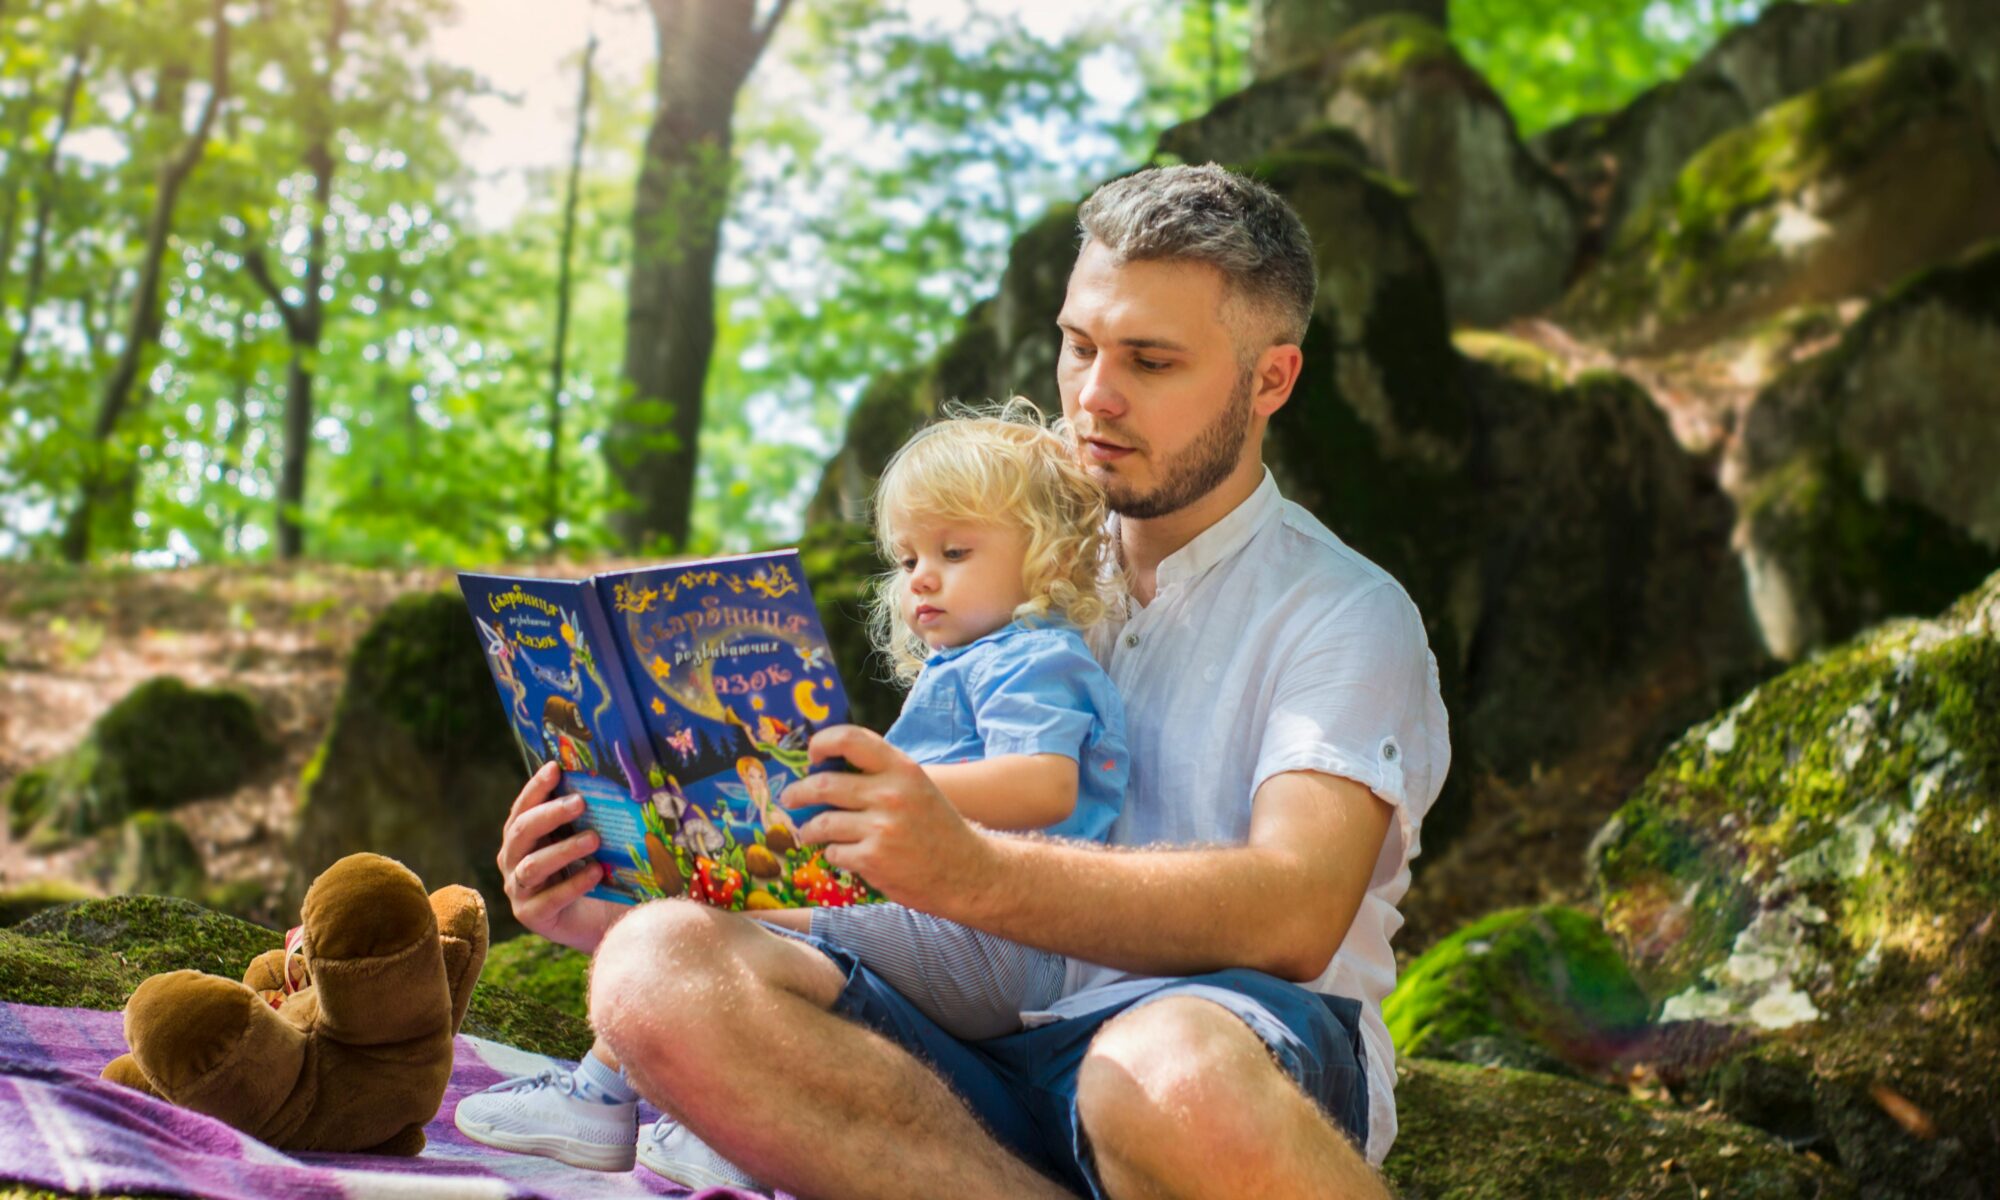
[[489, 1069, 580, 1099]]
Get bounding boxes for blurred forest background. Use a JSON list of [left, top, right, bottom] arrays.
[[5, 0, 2000, 1195]]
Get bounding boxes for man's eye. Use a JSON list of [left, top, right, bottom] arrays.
[[1068, 342, 1096, 360], [1136, 358, 1169, 372]]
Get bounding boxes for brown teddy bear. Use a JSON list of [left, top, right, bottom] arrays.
[[100, 852, 488, 1155]]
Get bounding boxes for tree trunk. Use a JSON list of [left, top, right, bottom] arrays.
[[548, 23, 597, 553], [606, 0, 791, 552], [250, 0, 345, 562], [5, 39, 89, 386], [58, 0, 227, 563], [1249, 0, 1444, 79]]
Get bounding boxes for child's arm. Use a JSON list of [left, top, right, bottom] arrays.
[[923, 754, 1078, 831]]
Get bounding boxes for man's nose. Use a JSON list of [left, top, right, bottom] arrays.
[[1076, 359, 1126, 420]]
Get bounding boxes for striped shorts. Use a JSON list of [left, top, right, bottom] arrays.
[[809, 902, 1065, 1040]]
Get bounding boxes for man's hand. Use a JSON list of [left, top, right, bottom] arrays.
[[782, 725, 996, 915], [497, 762, 626, 954]]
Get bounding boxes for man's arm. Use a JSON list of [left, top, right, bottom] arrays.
[[788, 728, 1392, 982]]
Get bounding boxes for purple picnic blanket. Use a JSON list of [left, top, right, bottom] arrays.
[[0, 1001, 773, 1199]]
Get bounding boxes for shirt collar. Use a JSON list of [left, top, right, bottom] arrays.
[[924, 616, 1045, 666], [1150, 467, 1282, 591]]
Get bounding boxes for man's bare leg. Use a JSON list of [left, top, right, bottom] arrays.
[[1077, 997, 1390, 1200], [589, 898, 1073, 1200]]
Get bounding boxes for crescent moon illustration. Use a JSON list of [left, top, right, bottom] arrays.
[[794, 679, 830, 723]]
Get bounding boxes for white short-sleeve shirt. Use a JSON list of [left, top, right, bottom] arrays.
[[1023, 468, 1450, 1166]]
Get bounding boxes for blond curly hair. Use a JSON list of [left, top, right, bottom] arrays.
[[866, 399, 1122, 684]]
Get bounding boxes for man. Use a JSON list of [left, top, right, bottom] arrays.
[[497, 164, 1447, 1199]]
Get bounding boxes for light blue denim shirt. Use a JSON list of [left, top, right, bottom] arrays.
[[885, 619, 1128, 843]]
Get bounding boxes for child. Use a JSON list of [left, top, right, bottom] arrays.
[[455, 402, 1130, 1185]]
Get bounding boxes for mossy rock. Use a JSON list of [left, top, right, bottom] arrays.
[[481, 934, 590, 1021], [1729, 239, 2000, 660], [1385, 1058, 1853, 1198], [1385, 906, 1652, 1078], [3, 676, 275, 847], [0, 895, 592, 1063], [1564, 46, 2000, 353], [289, 591, 526, 937], [98, 811, 206, 901], [1592, 569, 2000, 1191]]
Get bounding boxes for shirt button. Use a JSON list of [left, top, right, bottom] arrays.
[[1124, 633, 1139, 648]]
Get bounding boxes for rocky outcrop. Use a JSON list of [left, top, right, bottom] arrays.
[[99, 812, 206, 901], [1560, 47, 2000, 354], [1727, 240, 2000, 659], [289, 592, 526, 937], [1592, 570, 2000, 1193], [3, 676, 275, 847], [1163, 16, 1580, 325], [1536, 0, 2000, 256]]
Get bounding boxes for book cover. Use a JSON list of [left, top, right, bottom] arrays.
[[459, 553, 879, 912], [458, 572, 685, 907], [593, 550, 878, 910]]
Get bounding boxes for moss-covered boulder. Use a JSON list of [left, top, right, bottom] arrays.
[[1728, 240, 2000, 660], [289, 592, 526, 937], [1162, 15, 1580, 325], [4, 676, 274, 847], [1592, 570, 2000, 1192], [1536, 0, 2000, 257], [98, 812, 206, 901], [1386, 1058, 1853, 1198], [799, 519, 900, 732], [0, 895, 592, 1061], [1562, 46, 2000, 353], [1386, 906, 1652, 1079], [481, 934, 590, 1020]]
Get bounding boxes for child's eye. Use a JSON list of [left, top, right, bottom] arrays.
[[898, 557, 916, 572], [943, 547, 968, 561]]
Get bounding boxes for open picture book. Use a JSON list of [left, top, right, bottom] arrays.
[[458, 550, 879, 910]]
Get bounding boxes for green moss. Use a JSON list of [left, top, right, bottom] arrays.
[[1386, 906, 1651, 1075], [1569, 46, 1975, 343], [1386, 1058, 1853, 1198], [5, 676, 274, 845], [1451, 331, 1564, 390], [481, 934, 590, 1021], [461, 979, 594, 1061]]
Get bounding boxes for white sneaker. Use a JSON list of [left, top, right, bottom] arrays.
[[453, 1068, 638, 1172], [636, 1118, 764, 1193]]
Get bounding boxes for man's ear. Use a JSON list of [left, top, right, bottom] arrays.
[[1252, 342, 1304, 418]]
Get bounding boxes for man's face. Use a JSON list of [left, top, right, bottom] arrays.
[[1056, 242, 1259, 520]]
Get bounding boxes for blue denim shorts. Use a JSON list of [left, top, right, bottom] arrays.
[[775, 927, 1369, 1198]]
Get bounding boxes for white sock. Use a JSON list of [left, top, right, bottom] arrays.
[[573, 1047, 640, 1105]]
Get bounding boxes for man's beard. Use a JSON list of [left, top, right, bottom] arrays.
[[1097, 366, 1255, 520]]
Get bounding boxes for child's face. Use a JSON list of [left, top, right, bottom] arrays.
[[890, 515, 1033, 652]]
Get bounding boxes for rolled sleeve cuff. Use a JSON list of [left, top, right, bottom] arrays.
[[1254, 740, 1415, 868]]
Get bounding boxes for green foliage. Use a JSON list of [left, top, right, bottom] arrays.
[[1452, 0, 1844, 137]]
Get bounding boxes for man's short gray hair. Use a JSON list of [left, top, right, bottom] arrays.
[[1076, 164, 1317, 349]]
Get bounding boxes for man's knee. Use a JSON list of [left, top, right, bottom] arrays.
[[1075, 997, 1283, 1156], [587, 899, 739, 1053]]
